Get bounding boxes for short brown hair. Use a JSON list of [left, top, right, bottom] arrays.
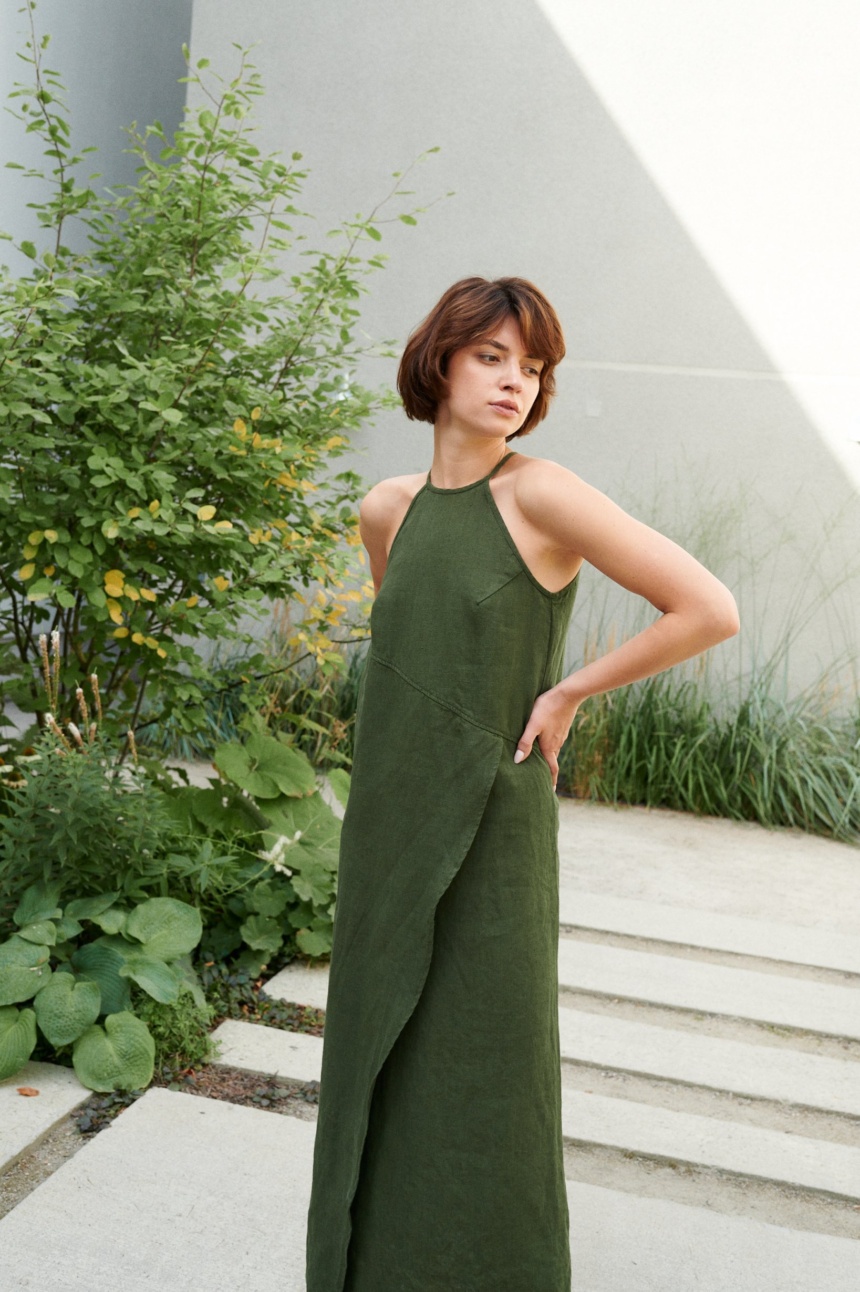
[[397, 276, 566, 437]]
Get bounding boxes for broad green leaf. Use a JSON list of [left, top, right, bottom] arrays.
[[33, 973, 101, 1045], [118, 955, 181, 1004], [246, 880, 289, 918], [0, 1006, 37, 1080], [13, 881, 62, 927], [289, 859, 331, 907], [64, 893, 120, 921], [239, 913, 284, 955], [214, 732, 316, 799], [17, 920, 57, 946], [262, 791, 341, 872], [124, 898, 202, 961], [72, 1012, 155, 1092], [0, 936, 52, 1006], [90, 907, 128, 936], [70, 942, 131, 1015], [296, 928, 331, 957]]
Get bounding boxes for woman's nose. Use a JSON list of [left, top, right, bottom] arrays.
[[502, 365, 522, 390]]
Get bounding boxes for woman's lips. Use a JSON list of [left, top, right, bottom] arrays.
[[489, 402, 519, 416]]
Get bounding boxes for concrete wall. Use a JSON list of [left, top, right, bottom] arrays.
[[0, 0, 193, 263]]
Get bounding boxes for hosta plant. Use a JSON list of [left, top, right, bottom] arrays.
[[165, 714, 347, 975], [0, 882, 203, 1091]]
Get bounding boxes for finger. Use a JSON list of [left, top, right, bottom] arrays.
[[513, 728, 537, 763]]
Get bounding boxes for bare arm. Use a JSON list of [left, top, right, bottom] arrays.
[[514, 461, 740, 784]]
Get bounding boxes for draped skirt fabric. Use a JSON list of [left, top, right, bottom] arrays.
[[305, 662, 571, 1291]]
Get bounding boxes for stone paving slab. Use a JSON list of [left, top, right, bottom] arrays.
[[210, 1019, 323, 1083], [559, 889, 860, 975], [0, 1062, 90, 1175], [559, 1006, 860, 1118], [566, 1179, 860, 1292], [0, 1088, 313, 1291], [562, 1089, 860, 1201], [264, 960, 330, 1011], [1, 1085, 857, 1291], [558, 940, 860, 1040], [557, 798, 860, 934]]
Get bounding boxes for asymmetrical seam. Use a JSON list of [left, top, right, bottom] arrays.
[[371, 652, 520, 742]]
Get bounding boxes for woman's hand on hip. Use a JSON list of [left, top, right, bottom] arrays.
[[514, 685, 580, 790]]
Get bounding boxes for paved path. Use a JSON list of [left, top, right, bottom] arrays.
[[1, 798, 858, 1290]]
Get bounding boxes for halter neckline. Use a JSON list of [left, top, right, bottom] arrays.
[[425, 450, 516, 494]]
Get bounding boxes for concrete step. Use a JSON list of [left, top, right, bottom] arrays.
[[0, 1062, 90, 1176], [558, 940, 860, 1041], [562, 1088, 860, 1202], [265, 960, 330, 1011], [1, 1086, 858, 1291], [558, 1006, 860, 1119], [565, 1179, 860, 1292], [559, 889, 860, 975], [210, 1019, 322, 1083]]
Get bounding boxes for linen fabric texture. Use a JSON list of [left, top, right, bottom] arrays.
[[305, 451, 578, 1291]]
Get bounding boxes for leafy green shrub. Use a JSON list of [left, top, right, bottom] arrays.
[[164, 714, 346, 974], [0, 8, 423, 738], [130, 983, 216, 1074], [0, 881, 204, 1090]]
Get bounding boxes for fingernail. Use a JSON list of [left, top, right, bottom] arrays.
[[513, 750, 525, 763]]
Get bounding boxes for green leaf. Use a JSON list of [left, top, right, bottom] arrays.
[[239, 913, 283, 955], [214, 732, 316, 799], [17, 920, 57, 946], [123, 898, 202, 961], [0, 937, 52, 1006], [118, 955, 181, 1004], [72, 1012, 155, 1092], [33, 973, 101, 1046], [13, 881, 62, 927], [296, 928, 331, 957], [365, 225, 382, 241], [289, 859, 331, 907], [247, 880, 289, 918], [65, 893, 121, 921], [327, 769, 351, 809], [0, 1006, 37, 1080], [20, 240, 37, 259], [70, 942, 131, 1015], [90, 907, 128, 936]]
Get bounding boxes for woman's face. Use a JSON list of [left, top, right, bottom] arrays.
[[437, 315, 544, 438]]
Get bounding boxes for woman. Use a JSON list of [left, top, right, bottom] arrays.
[[305, 277, 739, 1292]]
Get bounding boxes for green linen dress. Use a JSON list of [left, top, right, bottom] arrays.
[[305, 450, 579, 1291]]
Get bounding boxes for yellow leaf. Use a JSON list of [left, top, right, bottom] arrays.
[[228, 445, 246, 455], [250, 407, 262, 421], [106, 599, 123, 625], [213, 520, 233, 531], [197, 505, 216, 521], [251, 432, 261, 449], [113, 627, 130, 639], [104, 583, 123, 600], [185, 595, 199, 608], [248, 530, 261, 546], [127, 507, 141, 519], [27, 530, 43, 546], [44, 529, 58, 543], [233, 418, 247, 435], [23, 544, 37, 560], [144, 636, 158, 650], [213, 576, 230, 592], [124, 585, 140, 602], [43, 565, 55, 577], [148, 500, 160, 515], [132, 632, 145, 645], [140, 588, 157, 603], [18, 563, 35, 580], [325, 435, 347, 450], [102, 521, 119, 539], [156, 648, 167, 659]]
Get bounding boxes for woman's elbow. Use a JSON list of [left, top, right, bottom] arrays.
[[706, 587, 740, 644]]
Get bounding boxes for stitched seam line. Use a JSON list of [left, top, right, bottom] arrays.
[[372, 653, 518, 742]]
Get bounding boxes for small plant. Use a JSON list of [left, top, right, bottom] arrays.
[[164, 713, 347, 974], [0, 881, 204, 1091]]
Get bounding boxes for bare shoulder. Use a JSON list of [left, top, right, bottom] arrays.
[[507, 453, 594, 511], [359, 471, 426, 553]]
